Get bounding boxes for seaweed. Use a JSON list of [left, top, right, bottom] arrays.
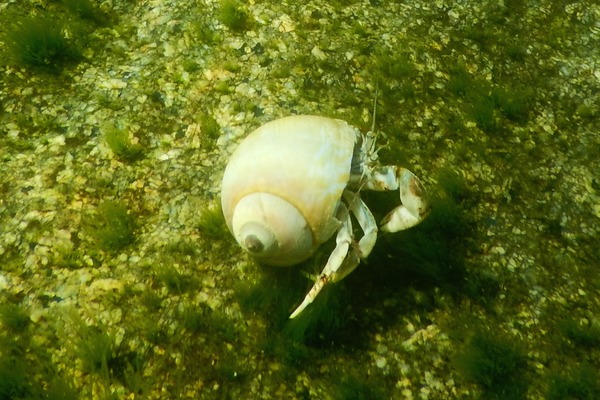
[[197, 112, 221, 146], [197, 200, 229, 239], [491, 86, 534, 123], [89, 200, 136, 253], [154, 264, 199, 295], [455, 329, 528, 399], [0, 355, 32, 400], [77, 325, 115, 377], [180, 305, 238, 341], [61, 0, 114, 26], [547, 363, 600, 400], [4, 14, 82, 72], [219, 0, 252, 32], [335, 374, 387, 400], [559, 317, 600, 348], [0, 304, 30, 333], [76, 324, 145, 393], [0, 302, 77, 399], [104, 125, 144, 163]]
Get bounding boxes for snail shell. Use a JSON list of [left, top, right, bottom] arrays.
[[221, 115, 358, 266]]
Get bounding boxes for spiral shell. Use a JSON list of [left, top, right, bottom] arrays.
[[221, 115, 358, 266]]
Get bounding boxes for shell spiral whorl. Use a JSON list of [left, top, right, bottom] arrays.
[[230, 192, 314, 266]]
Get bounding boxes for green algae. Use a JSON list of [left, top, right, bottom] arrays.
[[89, 201, 136, 253], [218, 0, 252, 32], [455, 328, 528, 399], [547, 363, 600, 400], [4, 15, 82, 72], [0, 304, 30, 334], [104, 124, 144, 162]]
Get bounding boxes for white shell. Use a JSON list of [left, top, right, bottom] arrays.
[[221, 115, 358, 266]]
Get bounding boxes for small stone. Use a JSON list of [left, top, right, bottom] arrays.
[[311, 46, 326, 60], [375, 356, 387, 369]]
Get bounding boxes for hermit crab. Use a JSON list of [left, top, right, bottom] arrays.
[[221, 115, 430, 318]]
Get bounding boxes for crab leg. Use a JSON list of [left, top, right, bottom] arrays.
[[289, 191, 379, 319], [342, 190, 377, 259], [364, 166, 430, 232], [290, 203, 355, 319]]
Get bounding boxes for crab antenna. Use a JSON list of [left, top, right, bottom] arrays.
[[370, 84, 379, 132]]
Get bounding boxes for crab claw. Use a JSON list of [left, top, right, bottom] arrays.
[[381, 168, 430, 232], [377, 167, 430, 233]]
